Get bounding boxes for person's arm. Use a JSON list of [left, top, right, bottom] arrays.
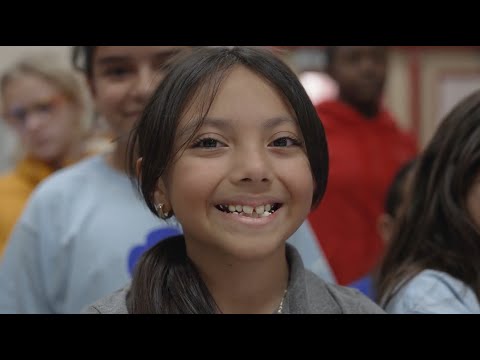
[[0, 180, 69, 314], [0, 214, 51, 313]]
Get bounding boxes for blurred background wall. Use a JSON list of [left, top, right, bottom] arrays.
[[387, 46, 480, 146], [283, 46, 480, 147]]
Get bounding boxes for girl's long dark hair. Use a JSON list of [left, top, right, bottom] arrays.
[[377, 89, 480, 306], [127, 46, 329, 313]]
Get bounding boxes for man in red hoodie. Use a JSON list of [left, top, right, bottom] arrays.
[[308, 46, 417, 285]]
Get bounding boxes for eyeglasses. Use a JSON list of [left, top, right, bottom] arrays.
[[4, 94, 65, 128]]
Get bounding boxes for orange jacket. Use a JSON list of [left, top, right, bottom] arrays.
[[0, 157, 56, 255]]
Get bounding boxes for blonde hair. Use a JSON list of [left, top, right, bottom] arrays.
[[0, 51, 93, 136]]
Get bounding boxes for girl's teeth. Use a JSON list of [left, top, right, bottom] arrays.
[[221, 203, 277, 216], [242, 205, 253, 215]]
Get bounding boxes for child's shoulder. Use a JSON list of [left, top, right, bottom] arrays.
[[82, 285, 130, 314], [305, 271, 385, 314], [386, 270, 480, 314], [32, 155, 107, 198]]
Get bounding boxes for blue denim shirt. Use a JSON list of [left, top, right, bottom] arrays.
[[385, 269, 480, 314]]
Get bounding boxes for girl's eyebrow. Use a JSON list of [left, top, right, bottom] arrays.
[[179, 115, 298, 141], [178, 117, 233, 140], [194, 116, 296, 131], [262, 116, 297, 129]]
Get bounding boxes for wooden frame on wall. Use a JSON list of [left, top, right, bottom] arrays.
[[435, 69, 480, 125]]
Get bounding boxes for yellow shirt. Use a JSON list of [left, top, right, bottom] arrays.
[[0, 158, 56, 255]]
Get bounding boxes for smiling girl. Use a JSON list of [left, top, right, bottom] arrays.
[[85, 46, 384, 314]]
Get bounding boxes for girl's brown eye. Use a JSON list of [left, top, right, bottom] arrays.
[[191, 137, 226, 149], [269, 137, 302, 147]]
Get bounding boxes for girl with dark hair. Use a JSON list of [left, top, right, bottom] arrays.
[[377, 89, 480, 313], [349, 158, 417, 300], [85, 46, 384, 314]]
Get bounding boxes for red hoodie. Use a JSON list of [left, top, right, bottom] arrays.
[[309, 100, 417, 285]]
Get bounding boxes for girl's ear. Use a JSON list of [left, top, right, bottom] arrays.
[[154, 177, 168, 204], [154, 177, 172, 217]]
